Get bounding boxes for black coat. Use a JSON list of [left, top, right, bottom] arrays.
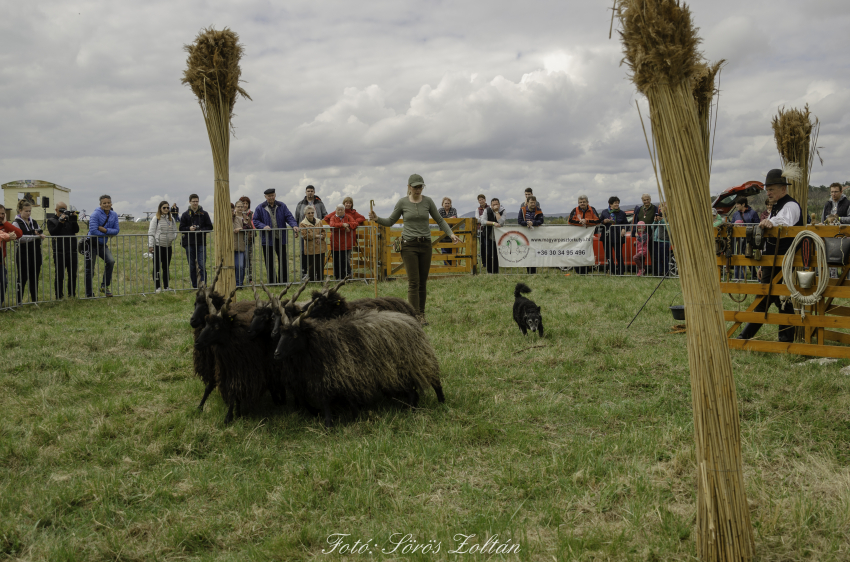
[[46, 215, 80, 254], [179, 206, 214, 247], [822, 196, 850, 223], [599, 208, 628, 240]]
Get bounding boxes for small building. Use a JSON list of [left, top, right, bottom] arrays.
[[2, 179, 72, 222]]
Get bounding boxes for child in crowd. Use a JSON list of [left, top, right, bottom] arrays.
[[633, 221, 648, 277]]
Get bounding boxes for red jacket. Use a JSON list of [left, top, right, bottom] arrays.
[[0, 221, 23, 259], [327, 209, 364, 251], [324, 209, 366, 225]]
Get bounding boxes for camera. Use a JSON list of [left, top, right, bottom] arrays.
[[59, 208, 78, 221]]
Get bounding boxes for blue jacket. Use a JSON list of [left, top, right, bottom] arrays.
[[87, 208, 120, 245], [518, 206, 544, 227], [599, 208, 628, 239], [730, 207, 760, 224], [253, 201, 297, 246]]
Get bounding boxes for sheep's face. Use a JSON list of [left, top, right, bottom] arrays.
[[189, 293, 209, 329], [247, 306, 274, 339], [190, 291, 224, 329], [271, 311, 282, 339], [274, 324, 307, 360], [272, 303, 301, 338], [194, 314, 234, 349]]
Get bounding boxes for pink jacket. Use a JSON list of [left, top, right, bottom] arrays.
[[633, 222, 648, 255]]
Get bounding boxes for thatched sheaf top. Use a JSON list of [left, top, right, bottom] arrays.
[[772, 104, 814, 156], [182, 26, 251, 112], [617, 0, 702, 93]]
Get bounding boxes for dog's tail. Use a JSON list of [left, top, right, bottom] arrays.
[[514, 283, 532, 298]]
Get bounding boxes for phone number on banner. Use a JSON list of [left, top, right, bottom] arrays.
[[535, 249, 587, 257]]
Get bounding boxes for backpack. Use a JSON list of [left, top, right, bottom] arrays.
[[77, 237, 90, 255]]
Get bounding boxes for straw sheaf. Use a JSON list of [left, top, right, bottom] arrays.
[[617, 0, 702, 93], [182, 27, 251, 114], [771, 104, 813, 161], [618, 1, 756, 557], [771, 104, 818, 212]]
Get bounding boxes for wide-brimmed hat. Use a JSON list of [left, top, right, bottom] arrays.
[[764, 169, 790, 186], [764, 163, 802, 187], [408, 174, 425, 187]]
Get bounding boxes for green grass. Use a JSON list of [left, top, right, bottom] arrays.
[[2, 272, 849, 561]]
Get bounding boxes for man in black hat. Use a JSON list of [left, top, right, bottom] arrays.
[[737, 168, 803, 343]]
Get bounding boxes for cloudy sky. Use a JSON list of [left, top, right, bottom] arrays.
[[2, 0, 849, 217]]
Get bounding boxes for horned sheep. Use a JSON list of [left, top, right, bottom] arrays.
[[304, 279, 417, 320], [274, 299, 445, 427], [195, 288, 284, 423], [188, 266, 255, 412]]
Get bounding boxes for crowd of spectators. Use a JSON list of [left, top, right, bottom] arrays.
[[5, 181, 844, 307], [0, 185, 686, 308]]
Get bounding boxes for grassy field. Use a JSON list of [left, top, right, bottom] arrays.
[[1, 271, 849, 561]]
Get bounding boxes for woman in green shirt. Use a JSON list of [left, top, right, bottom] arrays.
[[369, 174, 460, 325]]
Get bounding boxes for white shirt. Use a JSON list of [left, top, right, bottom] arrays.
[[769, 199, 801, 227], [478, 208, 506, 227]]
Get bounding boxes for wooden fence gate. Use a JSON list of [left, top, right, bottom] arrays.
[[718, 224, 850, 358], [374, 218, 478, 280]]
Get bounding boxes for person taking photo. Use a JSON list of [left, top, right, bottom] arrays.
[[46, 201, 80, 298]]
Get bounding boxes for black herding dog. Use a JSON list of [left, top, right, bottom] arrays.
[[513, 283, 544, 337]]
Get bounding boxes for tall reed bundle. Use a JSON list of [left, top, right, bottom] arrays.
[[182, 27, 251, 295], [618, 1, 755, 560], [771, 105, 819, 214]]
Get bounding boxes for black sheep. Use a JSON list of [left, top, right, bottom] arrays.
[[189, 266, 255, 411], [306, 278, 417, 320], [246, 280, 311, 341], [195, 289, 285, 424], [274, 300, 445, 427]]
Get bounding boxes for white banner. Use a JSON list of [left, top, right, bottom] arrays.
[[494, 225, 596, 268]]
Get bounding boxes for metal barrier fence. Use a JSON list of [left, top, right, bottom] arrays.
[[0, 225, 379, 310], [6, 219, 772, 311], [476, 223, 682, 278]]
